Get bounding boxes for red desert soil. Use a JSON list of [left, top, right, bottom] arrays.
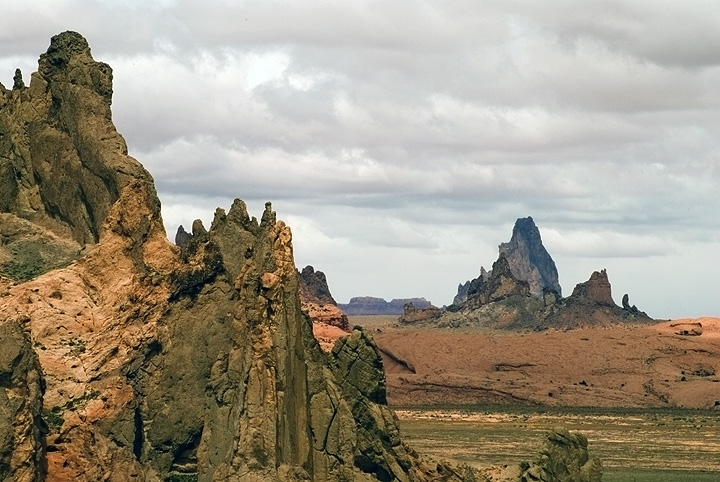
[[362, 317, 720, 409], [312, 321, 350, 352]]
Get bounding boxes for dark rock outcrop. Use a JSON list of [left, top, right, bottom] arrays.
[[519, 428, 602, 482], [457, 255, 531, 310], [0, 32, 482, 481], [453, 217, 560, 306], [298, 265, 349, 333], [499, 216, 562, 297], [542, 270, 653, 328], [340, 297, 432, 316], [298, 265, 337, 306], [569, 269, 614, 306], [174, 224, 192, 248], [440, 219, 652, 331]]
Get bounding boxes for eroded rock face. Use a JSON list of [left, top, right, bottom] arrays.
[[0, 31, 155, 282], [499, 217, 562, 298], [0, 321, 45, 482], [569, 269, 614, 306], [0, 31, 478, 482], [461, 255, 531, 309]]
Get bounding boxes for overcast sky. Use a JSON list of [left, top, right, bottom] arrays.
[[1, 1, 718, 318]]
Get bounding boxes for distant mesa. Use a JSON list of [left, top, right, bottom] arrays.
[[339, 296, 432, 316]]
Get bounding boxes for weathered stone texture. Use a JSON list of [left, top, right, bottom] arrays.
[[519, 428, 602, 482], [499, 217, 562, 298], [0, 31, 482, 481], [0, 321, 45, 482]]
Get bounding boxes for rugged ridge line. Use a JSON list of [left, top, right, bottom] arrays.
[[0, 31, 483, 482]]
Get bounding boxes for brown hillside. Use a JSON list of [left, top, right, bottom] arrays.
[[371, 317, 720, 409]]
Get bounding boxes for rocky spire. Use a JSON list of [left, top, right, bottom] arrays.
[[0, 30, 157, 247], [569, 269, 615, 306], [499, 216, 562, 297]]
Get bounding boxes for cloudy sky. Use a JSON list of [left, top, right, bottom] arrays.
[[2, 1, 718, 318]]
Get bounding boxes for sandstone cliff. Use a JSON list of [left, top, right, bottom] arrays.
[[0, 32, 480, 482]]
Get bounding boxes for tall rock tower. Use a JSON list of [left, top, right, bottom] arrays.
[[498, 216, 561, 297]]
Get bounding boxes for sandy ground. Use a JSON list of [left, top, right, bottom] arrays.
[[352, 317, 720, 409], [312, 321, 350, 351]]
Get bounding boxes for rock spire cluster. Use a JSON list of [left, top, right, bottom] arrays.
[[0, 31, 480, 481], [444, 217, 652, 330]]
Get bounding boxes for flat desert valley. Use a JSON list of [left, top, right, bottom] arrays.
[[337, 315, 720, 480]]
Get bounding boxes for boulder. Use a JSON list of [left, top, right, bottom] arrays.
[[519, 428, 602, 482]]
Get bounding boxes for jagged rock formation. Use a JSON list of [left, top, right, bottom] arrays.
[[174, 224, 192, 248], [568, 269, 614, 306], [339, 297, 432, 316], [298, 265, 349, 331], [543, 269, 653, 329], [0, 31, 154, 283], [0, 32, 487, 481], [519, 429, 602, 482], [499, 217, 561, 298], [441, 264, 653, 331], [453, 217, 560, 305], [441, 218, 652, 330], [454, 255, 531, 310]]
